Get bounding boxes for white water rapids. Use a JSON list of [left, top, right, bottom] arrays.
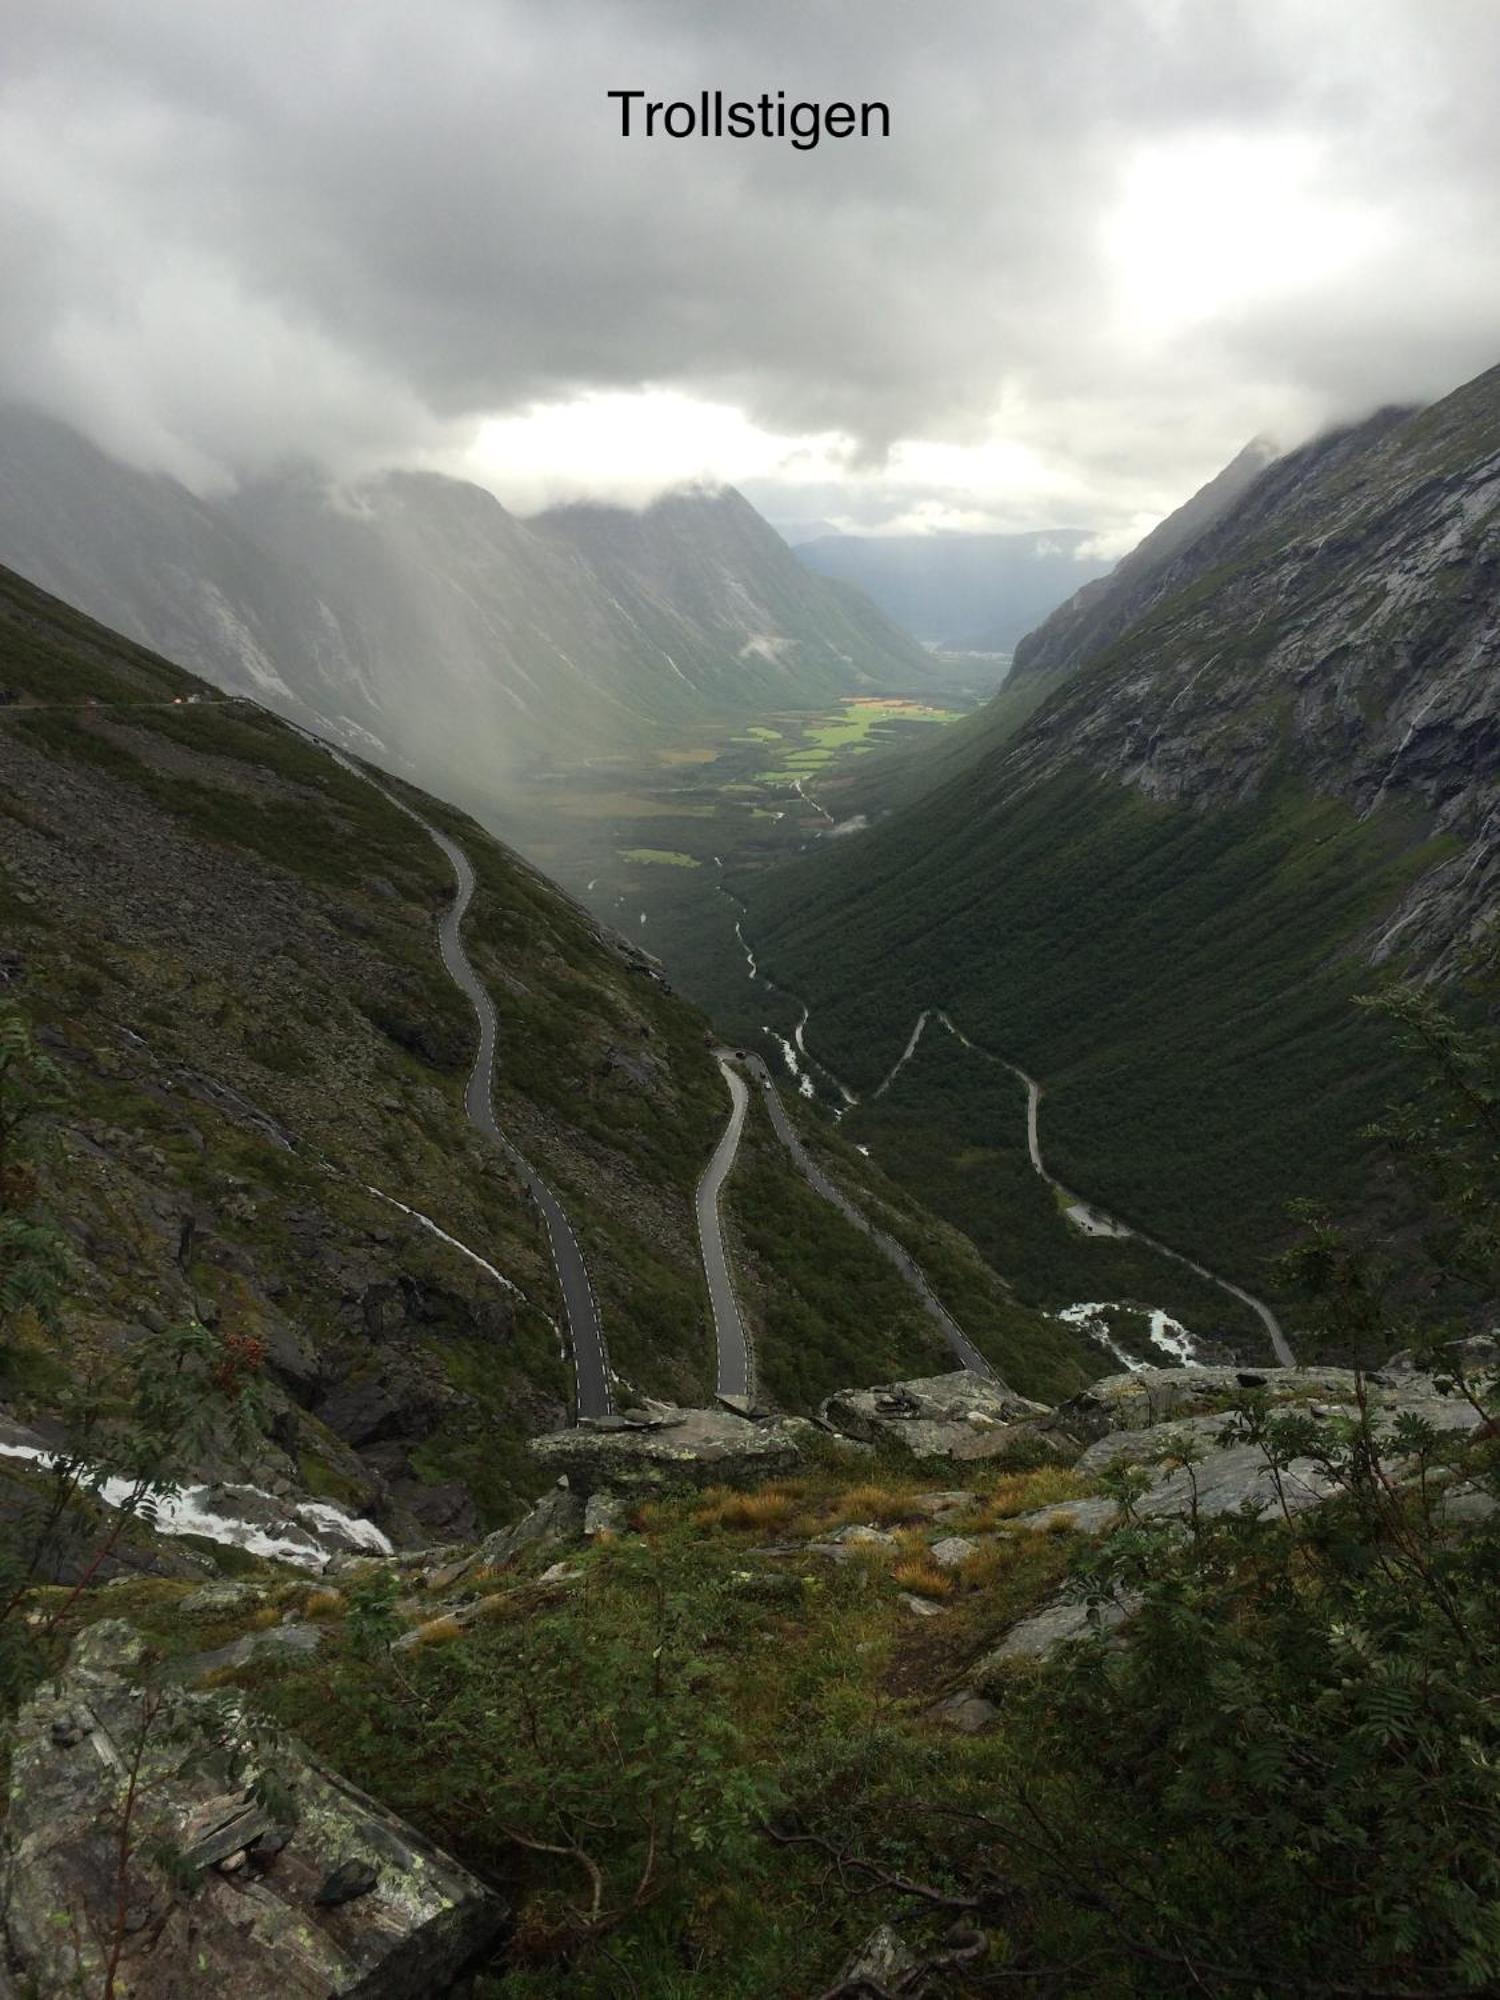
[[0, 1443, 393, 1571]]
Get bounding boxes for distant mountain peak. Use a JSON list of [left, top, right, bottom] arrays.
[[0, 408, 936, 798]]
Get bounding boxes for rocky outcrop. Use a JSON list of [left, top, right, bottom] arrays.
[[834, 1922, 920, 1989], [431, 1481, 585, 1588], [1010, 435, 1284, 687], [530, 1403, 818, 1496], [1003, 378, 1500, 968], [820, 1370, 1050, 1461], [979, 1589, 1143, 1672], [1051, 1364, 1487, 1446], [0, 1621, 505, 1997]]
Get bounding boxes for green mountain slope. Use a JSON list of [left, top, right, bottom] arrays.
[[0, 565, 1085, 1537], [749, 363, 1500, 1322]]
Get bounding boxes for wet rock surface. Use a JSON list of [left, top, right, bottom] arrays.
[[531, 1403, 818, 1496], [0, 1621, 505, 1998]]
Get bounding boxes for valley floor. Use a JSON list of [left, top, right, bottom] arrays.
[[487, 699, 1289, 1371]]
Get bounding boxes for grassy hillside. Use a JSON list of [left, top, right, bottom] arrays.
[[0, 565, 1087, 1535], [750, 761, 1454, 1310]]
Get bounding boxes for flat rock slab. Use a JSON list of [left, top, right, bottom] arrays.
[[179, 1579, 267, 1617], [909, 1490, 979, 1517], [532, 1407, 815, 1495], [982, 1590, 1143, 1668], [1077, 1392, 1483, 1476], [1, 1620, 504, 1997], [1006, 1497, 1121, 1535], [1076, 1411, 1242, 1475], [929, 1535, 979, 1570], [1436, 1485, 1500, 1527], [1010, 1451, 1335, 1532], [1135, 1446, 1337, 1522], [822, 1370, 1049, 1462], [173, 1621, 325, 1681]]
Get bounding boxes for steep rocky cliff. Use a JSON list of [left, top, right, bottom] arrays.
[[1006, 435, 1285, 686], [1001, 375, 1500, 967]]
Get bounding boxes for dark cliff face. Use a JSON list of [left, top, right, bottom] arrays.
[[1008, 436, 1289, 686], [1000, 373, 1500, 970]]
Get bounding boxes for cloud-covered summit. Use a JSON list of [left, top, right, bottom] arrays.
[[4, 0, 1499, 536]]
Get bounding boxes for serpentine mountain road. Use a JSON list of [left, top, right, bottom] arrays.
[[304, 737, 615, 1420], [734, 1052, 995, 1378], [11, 698, 621, 1411], [18, 699, 1017, 1406], [697, 1057, 754, 1398], [425, 824, 613, 1419], [922, 1009, 1295, 1368]]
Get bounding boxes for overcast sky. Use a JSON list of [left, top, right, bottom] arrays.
[[4, 0, 1499, 552]]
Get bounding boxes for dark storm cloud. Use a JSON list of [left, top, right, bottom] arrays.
[[3, 0, 1499, 518]]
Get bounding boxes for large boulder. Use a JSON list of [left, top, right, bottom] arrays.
[[1, 1621, 505, 1997], [820, 1370, 1050, 1462], [530, 1404, 815, 1497]]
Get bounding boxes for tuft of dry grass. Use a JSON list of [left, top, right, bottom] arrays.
[[466, 1589, 517, 1624], [406, 1614, 465, 1647], [301, 1587, 345, 1620], [823, 1483, 922, 1529], [955, 1541, 1014, 1590], [973, 1467, 1089, 1527], [693, 1487, 802, 1533], [891, 1557, 956, 1600]]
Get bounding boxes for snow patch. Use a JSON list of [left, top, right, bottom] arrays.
[[361, 1185, 520, 1293]]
